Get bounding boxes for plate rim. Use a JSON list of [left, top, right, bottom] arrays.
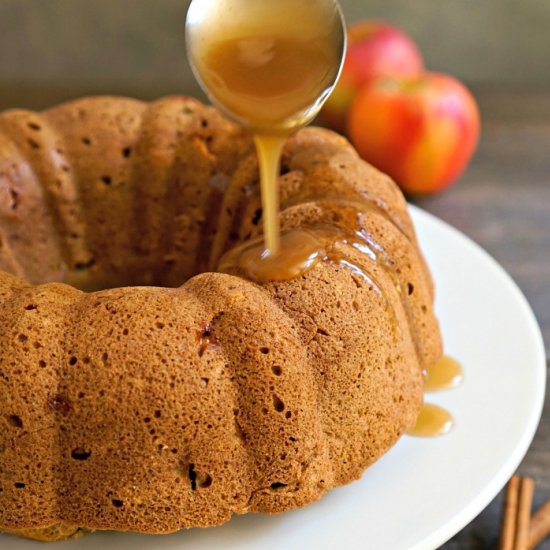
[[409, 204, 547, 549]]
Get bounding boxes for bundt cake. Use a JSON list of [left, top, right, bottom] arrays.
[[0, 96, 442, 541]]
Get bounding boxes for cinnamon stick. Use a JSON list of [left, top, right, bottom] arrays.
[[500, 475, 521, 550], [516, 477, 534, 550], [528, 500, 550, 549]]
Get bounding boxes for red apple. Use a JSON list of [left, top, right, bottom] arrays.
[[321, 20, 424, 134], [348, 72, 480, 195]]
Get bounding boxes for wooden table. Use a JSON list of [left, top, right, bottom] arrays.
[[414, 88, 550, 549], [1, 87, 548, 548]]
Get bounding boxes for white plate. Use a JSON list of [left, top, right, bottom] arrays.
[[3, 206, 546, 550]]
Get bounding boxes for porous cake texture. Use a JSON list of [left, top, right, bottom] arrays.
[[0, 96, 442, 541]]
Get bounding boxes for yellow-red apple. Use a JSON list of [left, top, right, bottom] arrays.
[[321, 20, 424, 134], [348, 72, 480, 195]]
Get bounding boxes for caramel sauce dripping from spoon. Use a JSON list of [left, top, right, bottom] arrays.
[[408, 356, 464, 437], [186, 0, 346, 265]]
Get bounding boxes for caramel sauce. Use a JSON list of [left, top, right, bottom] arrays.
[[284, 193, 412, 242], [408, 356, 463, 437], [200, 35, 340, 131], [219, 225, 380, 291], [188, 1, 344, 133], [408, 403, 454, 437], [254, 135, 284, 255], [423, 355, 464, 392], [218, 229, 326, 282]]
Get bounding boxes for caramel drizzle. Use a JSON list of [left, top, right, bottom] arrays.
[[423, 355, 463, 392], [284, 193, 412, 242], [218, 226, 372, 285], [220, 195, 404, 297], [336, 259, 381, 296], [254, 134, 285, 256], [219, 184, 416, 341], [280, 197, 410, 297], [408, 403, 453, 437], [242, 192, 413, 341], [279, 197, 424, 357], [218, 225, 403, 341], [321, 238, 402, 342], [408, 356, 464, 437]]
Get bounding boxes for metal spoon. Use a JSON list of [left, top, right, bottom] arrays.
[[185, 0, 346, 134]]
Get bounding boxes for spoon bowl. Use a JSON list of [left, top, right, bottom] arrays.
[[185, 0, 346, 134]]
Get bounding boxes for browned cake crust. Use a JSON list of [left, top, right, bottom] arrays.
[[0, 96, 442, 540]]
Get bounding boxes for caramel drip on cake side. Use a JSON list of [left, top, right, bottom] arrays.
[[221, 194, 420, 345], [218, 228, 324, 282], [333, 198, 425, 362], [285, 198, 419, 346], [218, 225, 403, 341], [284, 193, 412, 243]]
